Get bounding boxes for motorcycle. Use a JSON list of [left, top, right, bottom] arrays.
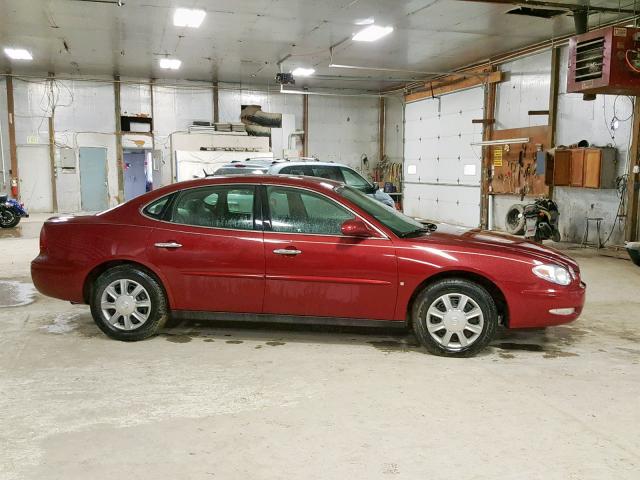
[[0, 194, 29, 228], [505, 198, 560, 242]]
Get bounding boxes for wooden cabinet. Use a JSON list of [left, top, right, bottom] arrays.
[[553, 150, 571, 186], [550, 147, 616, 189], [570, 149, 585, 187]]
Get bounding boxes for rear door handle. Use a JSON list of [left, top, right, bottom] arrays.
[[273, 248, 302, 256], [154, 242, 182, 249]]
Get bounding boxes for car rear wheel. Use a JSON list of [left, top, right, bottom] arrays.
[[90, 265, 168, 341], [412, 278, 498, 357]]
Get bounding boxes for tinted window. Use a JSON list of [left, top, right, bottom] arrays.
[[143, 195, 172, 219], [340, 167, 372, 190], [309, 165, 343, 182], [267, 186, 354, 235], [279, 165, 313, 176], [171, 186, 255, 230]]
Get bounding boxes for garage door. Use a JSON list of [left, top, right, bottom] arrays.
[[403, 87, 484, 227]]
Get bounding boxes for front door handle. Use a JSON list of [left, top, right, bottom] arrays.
[[273, 248, 302, 256], [154, 242, 182, 249]]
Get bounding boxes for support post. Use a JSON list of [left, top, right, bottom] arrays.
[[480, 74, 497, 229], [548, 46, 561, 200], [378, 96, 385, 165], [47, 73, 58, 212], [6, 76, 18, 198], [114, 75, 124, 203], [212, 81, 219, 124], [303, 94, 309, 157], [625, 98, 640, 242], [150, 79, 156, 150]]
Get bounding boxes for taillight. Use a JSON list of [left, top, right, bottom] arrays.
[[39, 227, 47, 253]]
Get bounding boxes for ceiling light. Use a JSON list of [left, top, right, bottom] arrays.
[[352, 25, 393, 42], [173, 8, 206, 28], [355, 17, 375, 25], [4, 48, 32, 60], [292, 67, 315, 77], [159, 58, 181, 70]]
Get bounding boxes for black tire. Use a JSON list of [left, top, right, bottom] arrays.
[[505, 204, 525, 235], [0, 209, 19, 228], [90, 265, 168, 341], [412, 278, 498, 357]]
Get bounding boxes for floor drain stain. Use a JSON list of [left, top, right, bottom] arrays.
[[0, 280, 36, 308]]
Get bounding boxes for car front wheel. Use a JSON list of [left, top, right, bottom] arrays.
[[90, 265, 168, 341], [412, 278, 498, 357]]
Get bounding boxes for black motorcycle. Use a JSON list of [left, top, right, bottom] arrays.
[[0, 194, 29, 228], [505, 198, 560, 242]]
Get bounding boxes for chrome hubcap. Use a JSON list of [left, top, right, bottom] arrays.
[[100, 279, 151, 331], [425, 293, 484, 351]]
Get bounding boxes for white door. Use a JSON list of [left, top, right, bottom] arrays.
[[17, 145, 53, 212], [403, 87, 484, 227]]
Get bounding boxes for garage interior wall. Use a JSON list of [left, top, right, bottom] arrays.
[[384, 96, 404, 166], [0, 77, 9, 194], [490, 48, 633, 245], [1, 76, 382, 212]]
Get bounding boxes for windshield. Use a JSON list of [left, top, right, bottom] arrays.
[[336, 185, 432, 237]]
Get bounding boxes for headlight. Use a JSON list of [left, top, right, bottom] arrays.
[[532, 264, 571, 286]]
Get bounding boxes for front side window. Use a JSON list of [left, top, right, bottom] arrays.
[[171, 185, 255, 230], [267, 186, 354, 235], [340, 167, 373, 191]]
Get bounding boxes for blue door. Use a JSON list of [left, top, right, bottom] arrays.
[[79, 147, 108, 212]]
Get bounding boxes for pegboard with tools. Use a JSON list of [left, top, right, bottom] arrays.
[[488, 125, 551, 197]]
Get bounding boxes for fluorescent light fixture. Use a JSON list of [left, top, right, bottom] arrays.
[[352, 25, 393, 42], [355, 17, 375, 25], [173, 8, 206, 27], [4, 48, 32, 60], [291, 67, 315, 77], [159, 58, 181, 70]]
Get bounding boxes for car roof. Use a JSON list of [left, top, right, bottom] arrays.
[[269, 161, 351, 170]]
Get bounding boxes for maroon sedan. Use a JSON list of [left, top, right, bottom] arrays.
[[31, 175, 585, 357]]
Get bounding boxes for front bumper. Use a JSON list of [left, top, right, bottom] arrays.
[[507, 280, 586, 328]]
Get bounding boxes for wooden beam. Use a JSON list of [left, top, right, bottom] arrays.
[[625, 98, 640, 242], [528, 110, 550, 116], [472, 118, 495, 124], [114, 75, 124, 203], [302, 94, 309, 157], [47, 73, 58, 212], [5, 76, 18, 198], [378, 96, 385, 165], [405, 70, 503, 103], [548, 46, 561, 200], [480, 73, 497, 229]]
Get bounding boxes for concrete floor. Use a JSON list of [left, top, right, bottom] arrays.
[[1, 214, 639, 480]]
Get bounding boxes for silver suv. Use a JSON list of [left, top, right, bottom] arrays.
[[213, 158, 395, 208]]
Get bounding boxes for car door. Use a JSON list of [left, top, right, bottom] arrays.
[[262, 184, 398, 320], [146, 184, 265, 313]]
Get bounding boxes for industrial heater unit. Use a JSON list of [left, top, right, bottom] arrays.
[[568, 26, 640, 96]]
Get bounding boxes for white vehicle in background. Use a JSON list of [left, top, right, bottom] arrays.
[[211, 158, 396, 208]]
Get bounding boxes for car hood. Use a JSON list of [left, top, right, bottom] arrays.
[[409, 223, 579, 272]]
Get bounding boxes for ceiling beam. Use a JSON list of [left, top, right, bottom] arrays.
[[459, 0, 638, 14]]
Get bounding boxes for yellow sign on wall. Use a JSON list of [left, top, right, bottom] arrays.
[[493, 147, 503, 167]]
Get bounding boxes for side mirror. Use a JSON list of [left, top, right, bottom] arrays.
[[341, 219, 373, 237]]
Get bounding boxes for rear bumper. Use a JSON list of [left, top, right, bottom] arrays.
[[31, 256, 85, 303], [507, 281, 586, 328]]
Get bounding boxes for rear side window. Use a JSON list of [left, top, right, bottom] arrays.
[[143, 194, 172, 219], [279, 165, 313, 176], [309, 165, 343, 182], [170, 186, 256, 230]]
